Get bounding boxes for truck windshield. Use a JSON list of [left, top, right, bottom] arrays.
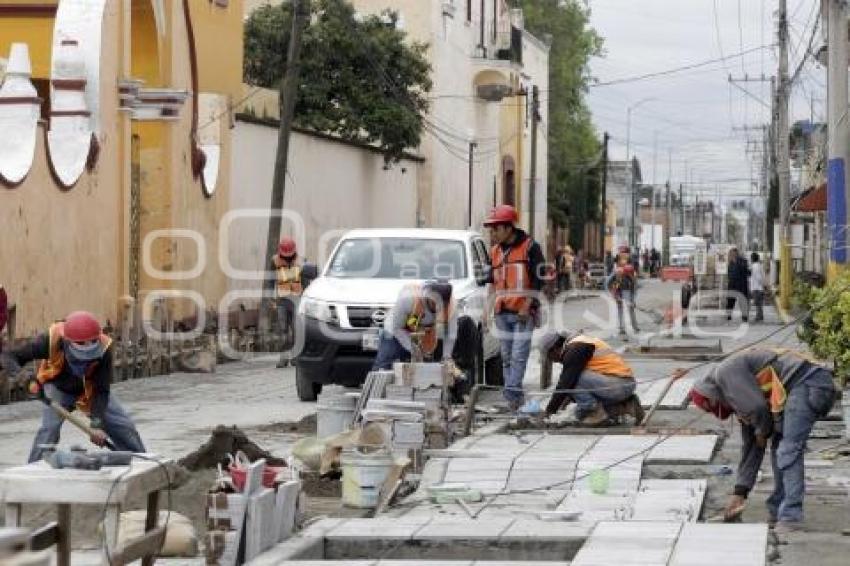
[[327, 238, 468, 280]]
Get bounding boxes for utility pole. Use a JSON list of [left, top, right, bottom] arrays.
[[664, 147, 672, 266], [468, 139, 477, 228], [261, 0, 310, 329], [650, 131, 658, 253], [528, 85, 540, 239], [827, 0, 849, 272], [777, 0, 792, 309], [600, 132, 610, 256], [679, 183, 685, 236]]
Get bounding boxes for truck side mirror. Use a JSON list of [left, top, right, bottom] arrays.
[[475, 265, 492, 287], [301, 263, 319, 287]]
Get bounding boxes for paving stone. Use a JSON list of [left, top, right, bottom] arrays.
[[572, 521, 683, 566], [631, 479, 707, 522], [646, 435, 718, 464], [327, 517, 432, 540], [501, 519, 594, 541], [668, 523, 768, 566], [415, 517, 515, 540]]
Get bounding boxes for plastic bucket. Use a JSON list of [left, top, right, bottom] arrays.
[[340, 450, 395, 508], [316, 404, 355, 439], [589, 469, 610, 495]]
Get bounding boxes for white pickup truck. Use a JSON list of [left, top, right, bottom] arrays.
[[294, 228, 502, 401]]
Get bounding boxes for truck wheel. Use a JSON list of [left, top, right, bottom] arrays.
[[295, 365, 322, 402]]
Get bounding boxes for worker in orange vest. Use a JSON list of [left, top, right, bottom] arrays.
[[483, 205, 546, 411], [272, 237, 303, 368], [372, 281, 456, 369], [0, 311, 146, 462], [688, 347, 836, 533], [538, 330, 643, 425]]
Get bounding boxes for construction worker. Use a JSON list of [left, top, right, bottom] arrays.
[[0, 311, 146, 462], [484, 205, 545, 410], [272, 237, 303, 368], [538, 330, 643, 425], [372, 280, 456, 370], [606, 264, 640, 337], [688, 347, 837, 533]]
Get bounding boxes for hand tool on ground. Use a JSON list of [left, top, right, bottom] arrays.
[[634, 368, 687, 432], [43, 447, 132, 470], [705, 504, 746, 523], [28, 378, 117, 450]]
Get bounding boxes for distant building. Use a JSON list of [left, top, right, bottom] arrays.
[[605, 158, 642, 249]]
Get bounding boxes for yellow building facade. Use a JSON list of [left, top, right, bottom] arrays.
[[0, 0, 243, 334]]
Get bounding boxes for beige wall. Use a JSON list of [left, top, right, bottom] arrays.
[[227, 118, 420, 299], [519, 31, 549, 245], [0, 4, 122, 335]]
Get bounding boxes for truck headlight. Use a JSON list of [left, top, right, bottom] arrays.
[[300, 298, 338, 324]]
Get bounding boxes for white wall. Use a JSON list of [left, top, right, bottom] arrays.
[[227, 119, 419, 297]]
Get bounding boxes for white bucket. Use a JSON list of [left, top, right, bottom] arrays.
[[340, 450, 395, 509], [316, 404, 355, 439], [842, 395, 850, 440]]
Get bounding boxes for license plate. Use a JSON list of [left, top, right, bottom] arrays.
[[362, 329, 380, 351]]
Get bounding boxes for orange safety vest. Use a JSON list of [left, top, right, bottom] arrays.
[[569, 335, 633, 378], [276, 264, 303, 298], [751, 347, 824, 413], [36, 323, 112, 415], [490, 237, 533, 314], [404, 284, 451, 356]]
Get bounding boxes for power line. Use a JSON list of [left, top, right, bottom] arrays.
[[591, 44, 775, 88]]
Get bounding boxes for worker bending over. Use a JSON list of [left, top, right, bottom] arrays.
[[688, 347, 836, 533], [538, 330, 643, 425], [372, 280, 457, 370], [0, 311, 146, 462]]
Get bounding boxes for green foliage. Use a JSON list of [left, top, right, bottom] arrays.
[[510, 0, 603, 236], [243, 0, 432, 163], [798, 271, 850, 386]]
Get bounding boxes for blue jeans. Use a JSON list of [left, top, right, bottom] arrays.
[[571, 370, 636, 416], [371, 331, 410, 370], [495, 313, 534, 404], [766, 370, 836, 523], [29, 383, 147, 463]]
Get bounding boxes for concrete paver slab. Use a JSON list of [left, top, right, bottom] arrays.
[[571, 521, 683, 566], [668, 523, 768, 566], [415, 517, 515, 540]]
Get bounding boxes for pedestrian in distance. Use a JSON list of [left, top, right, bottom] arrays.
[[538, 330, 644, 426], [749, 252, 766, 322], [688, 347, 837, 534], [726, 247, 750, 322], [0, 311, 146, 463], [483, 205, 546, 411], [606, 264, 640, 338]]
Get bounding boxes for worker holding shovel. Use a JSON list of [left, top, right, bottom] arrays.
[[0, 311, 146, 462], [688, 347, 836, 534]]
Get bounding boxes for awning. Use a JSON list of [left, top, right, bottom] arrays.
[[792, 182, 826, 212]]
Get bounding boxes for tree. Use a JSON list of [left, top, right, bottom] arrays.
[[244, 0, 432, 163], [509, 1, 603, 247]]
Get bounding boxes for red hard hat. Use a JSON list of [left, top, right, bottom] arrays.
[[278, 237, 297, 258], [483, 205, 518, 226], [63, 311, 101, 342]]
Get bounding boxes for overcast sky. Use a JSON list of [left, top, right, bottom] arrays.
[[585, 0, 823, 204]]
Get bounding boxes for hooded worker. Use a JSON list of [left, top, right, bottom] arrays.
[[0, 311, 146, 462], [689, 347, 836, 533], [537, 330, 643, 426]]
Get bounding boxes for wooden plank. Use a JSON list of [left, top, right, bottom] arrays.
[[109, 526, 166, 566], [28, 521, 59, 552], [57, 504, 70, 566], [141, 491, 160, 566]]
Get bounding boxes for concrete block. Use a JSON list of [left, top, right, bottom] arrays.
[[646, 435, 718, 464], [668, 523, 768, 566], [572, 521, 683, 566], [328, 517, 432, 540], [415, 518, 516, 540], [500, 519, 594, 541]]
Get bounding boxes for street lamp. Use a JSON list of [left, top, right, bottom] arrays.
[[626, 97, 655, 248]]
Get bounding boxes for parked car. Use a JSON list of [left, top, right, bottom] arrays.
[[294, 229, 502, 401], [585, 262, 607, 289]]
